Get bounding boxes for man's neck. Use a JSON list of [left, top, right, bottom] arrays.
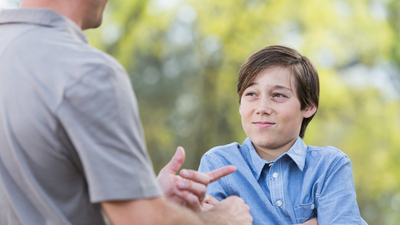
[[20, 0, 84, 29]]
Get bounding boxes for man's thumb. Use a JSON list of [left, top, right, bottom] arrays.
[[161, 146, 186, 174]]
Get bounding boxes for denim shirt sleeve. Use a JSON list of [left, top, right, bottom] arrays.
[[198, 154, 231, 201], [315, 155, 367, 225]]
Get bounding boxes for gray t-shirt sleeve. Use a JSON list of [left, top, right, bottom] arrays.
[[56, 63, 162, 203]]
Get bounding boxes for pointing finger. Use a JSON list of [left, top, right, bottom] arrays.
[[207, 165, 236, 183]]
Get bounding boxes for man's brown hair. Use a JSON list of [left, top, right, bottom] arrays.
[[237, 45, 319, 138]]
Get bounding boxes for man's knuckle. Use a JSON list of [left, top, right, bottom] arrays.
[[187, 181, 194, 188], [189, 196, 198, 204], [199, 185, 206, 193]]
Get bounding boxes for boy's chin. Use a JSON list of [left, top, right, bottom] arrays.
[[251, 139, 276, 150]]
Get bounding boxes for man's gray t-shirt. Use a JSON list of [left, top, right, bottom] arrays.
[[0, 8, 162, 225]]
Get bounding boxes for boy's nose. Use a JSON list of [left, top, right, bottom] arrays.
[[255, 99, 273, 115]]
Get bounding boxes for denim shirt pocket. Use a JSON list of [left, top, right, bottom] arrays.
[[293, 203, 316, 223]]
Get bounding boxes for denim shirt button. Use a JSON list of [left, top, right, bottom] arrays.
[[311, 204, 315, 210], [276, 200, 283, 207], [272, 172, 279, 179]]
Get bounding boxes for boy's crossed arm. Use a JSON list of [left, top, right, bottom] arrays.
[[202, 195, 318, 225]]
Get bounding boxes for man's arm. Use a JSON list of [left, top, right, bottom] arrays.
[[101, 146, 252, 225], [156, 146, 236, 211], [102, 195, 252, 225]]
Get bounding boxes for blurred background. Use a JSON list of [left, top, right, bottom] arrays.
[[2, 0, 400, 224]]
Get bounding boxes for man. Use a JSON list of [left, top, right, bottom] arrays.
[[0, 0, 253, 224]]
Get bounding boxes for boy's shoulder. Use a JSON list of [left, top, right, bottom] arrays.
[[200, 142, 254, 175], [203, 142, 242, 158], [305, 145, 351, 167], [307, 145, 347, 157]]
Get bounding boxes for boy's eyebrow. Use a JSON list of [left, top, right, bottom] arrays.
[[246, 83, 292, 92], [248, 82, 257, 87], [270, 85, 292, 91]]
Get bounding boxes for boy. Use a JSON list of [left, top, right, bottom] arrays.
[[198, 45, 367, 224]]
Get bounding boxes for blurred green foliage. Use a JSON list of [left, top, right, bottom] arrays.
[[85, 0, 400, 224]]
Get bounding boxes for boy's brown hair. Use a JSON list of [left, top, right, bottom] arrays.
[[237, 45, 319, 138]]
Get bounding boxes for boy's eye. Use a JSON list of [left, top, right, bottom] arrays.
[[273, 93, 286, 98], [245, 92, 256, 97]]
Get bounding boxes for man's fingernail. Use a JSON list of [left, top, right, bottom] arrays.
[[175, 190, 181, 195], [178, 182, 185, 188], [181, 170, 189, 177]]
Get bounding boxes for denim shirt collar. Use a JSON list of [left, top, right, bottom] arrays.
[[286, 136, 307, 171], [0, 8, 88, 43], [243, 136, 307, 180]]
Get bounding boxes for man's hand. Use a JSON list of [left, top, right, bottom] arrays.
[[201, 196, 253, 225], [201, 195, 219, 211], [156, 146, 236, 211]]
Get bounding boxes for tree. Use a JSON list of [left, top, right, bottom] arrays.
[[85, 0, 400, 224]]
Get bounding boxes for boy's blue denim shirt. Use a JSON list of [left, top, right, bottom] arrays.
[[199, 137, 367, 225]]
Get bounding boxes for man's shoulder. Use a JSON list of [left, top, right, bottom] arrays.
[[13, 23, 119, 66], [11, 26, 124, 77]]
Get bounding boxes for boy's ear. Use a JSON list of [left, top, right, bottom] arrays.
[[303, 105, 317, 118]]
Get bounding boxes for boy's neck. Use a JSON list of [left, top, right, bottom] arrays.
[[252, 138, 297, 162]]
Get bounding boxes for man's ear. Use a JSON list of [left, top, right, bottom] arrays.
[[303, 105, 317, 118]]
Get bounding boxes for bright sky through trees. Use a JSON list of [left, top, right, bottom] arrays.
[[2, 0, 400, 224]]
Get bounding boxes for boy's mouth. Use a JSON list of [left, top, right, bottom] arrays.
[[252, 121, 275, 128]]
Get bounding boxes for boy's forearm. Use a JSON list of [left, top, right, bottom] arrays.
[[294, 217, 318, 225]]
